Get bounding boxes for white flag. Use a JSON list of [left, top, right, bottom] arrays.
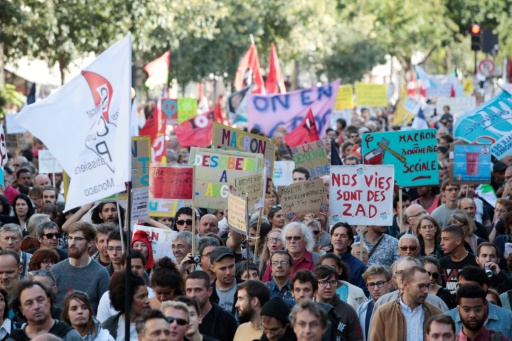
[[16, 34, 132, 211], [0, 124, 7, 167]]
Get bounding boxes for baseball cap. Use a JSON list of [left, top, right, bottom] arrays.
[[210, 246, 235, 263]]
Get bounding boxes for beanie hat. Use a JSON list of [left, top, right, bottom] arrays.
[[260, 297, 291, 324], [131, 230, 154, 269]]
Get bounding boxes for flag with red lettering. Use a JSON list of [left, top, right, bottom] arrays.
[[266, 43, 286, 94], [175, 101, 221, 147], [234, 44, 265, 94], [15, 34, 132, 211], [144, 51, 170, 89], [284, 109, 320, 148]]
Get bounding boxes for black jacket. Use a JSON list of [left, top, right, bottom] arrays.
[[209, 277, 244, 316], [200, 303, 238, 341]]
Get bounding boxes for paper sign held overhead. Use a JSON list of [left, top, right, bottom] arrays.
[[131, 136, 151, 189], [38, 150, 63, 173], [131, 187, 149, 222], [355, 83, 388, 107], [330, 165, 394, 226], [334, 85, 354, 110], [177, 98, 198, 123], [228, 193, 248, 235], [273, 161, 295, 187], [133, 224, 177, 261], [149, 166, 193, 200], [232, 173, 264, 212], [290, 140, 330, 179], [279, 178, 328, 222]]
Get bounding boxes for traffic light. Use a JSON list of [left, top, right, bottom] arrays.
[[471, 24, 482, 51]]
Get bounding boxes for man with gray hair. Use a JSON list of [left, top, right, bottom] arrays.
[[0, 223, 32, 278], [33, 221, 68, 260], [173, 231, 194, 265], [27, 213, 51, 236], [397, 234, 420, 259], [290, 299, 328, 341]]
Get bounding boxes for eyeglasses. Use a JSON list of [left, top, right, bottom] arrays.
[[172, 244, 187, 250], [367, 281, 387, 289], [318, 279, 338, 287], [427, 271, 440, 280], [40, 259, 55, 266], [285, 236, 302, 241], [267, 237, 281, 243], [68, 236, 86, 242], [43, 233, 62, 239], [107, 247, 123, 252], [176, 219, 193, 226], [459, 305, 484, 314], [407, 212, 426, 220], [271, 261, 290, 266], [410, 283, 433, 291], [166, 316, 188, 326], [399, 246, 418, 251]]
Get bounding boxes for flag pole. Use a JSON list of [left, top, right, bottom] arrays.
[[124, 182, 133, 340], [250, 34, 255, 45], [245, 195, 250, 274], [398, 188, 403, 233], [253, 168, 267, 264]]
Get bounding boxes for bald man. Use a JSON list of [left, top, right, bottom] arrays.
[[34, 174, 51, 188], [198, 214, 219, 236], [397, 204, 427, 238]]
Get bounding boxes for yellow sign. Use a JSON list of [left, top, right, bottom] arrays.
[[355, 83, 388, 107], [228, 193, 247, 234], [177, 98, 197, 123], [393, 86, 415, 126], [334, 85, 354, 110]]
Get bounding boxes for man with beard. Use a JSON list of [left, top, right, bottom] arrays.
[[208, 246, 241, 315], [50, 221, 109, 314], [455, 284, 509, 341], [370, 266, 443, 341], [233, 280, 271, 341]]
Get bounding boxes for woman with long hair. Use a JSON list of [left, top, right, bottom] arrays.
[[416, 215, 443, 258], [450, 210, 484, 254], [268, 205, 285, 230], [0, 194, 35, 236], [62, 291, 113, 341], [258, 228, 284, 279], [421, 256, 455, 309], [263, 189, 280, 216]]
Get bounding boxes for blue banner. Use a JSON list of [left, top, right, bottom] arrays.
[[452, 144, 492, 183]]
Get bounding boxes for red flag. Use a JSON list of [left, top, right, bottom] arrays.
[[143, 51, 170, 89], [175, 101, 221, 147], [213, 99, 223, 124], [407, 72, 416, 97], [234, 44, 265, 94], [139, 100, 166, 162], [284, 109, 320, 148], [266, 43, 286, 94]]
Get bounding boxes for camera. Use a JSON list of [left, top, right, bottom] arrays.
[[192, 255, 201, 264]]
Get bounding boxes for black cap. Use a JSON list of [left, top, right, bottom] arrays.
[[210, 246, 235, 263], [260, 297, 291, 323], [494, 161, 507, 173]]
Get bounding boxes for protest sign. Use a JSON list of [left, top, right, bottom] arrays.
[[190, 148, 264, 209], [247, 79, 341, 138], [212, 123, 275, 194], [177, 98, 198, 123], [330, 165, 394, 226], [454, 91, 512, 158], [149, 166, 193, 200], [436, 96, 476, 121], [425, 75, 457, 99], [133, 224, 177, 261], [131, 136, 151, 189], [273, 161, 295, 187], [402, 96, 421, 115], [148, 198, 192, 217], [233, 173, 263, 212], [38, 150, 63, 173], [334, 85, 354, 110], [290, 140, 329, 179], [161, 98, 178, 123], [131, 187, 149, 222], [355, 83, 388, 107], [362, 129, 438, 187], [227, 193, 247, 235], [279, 178, 328, 222], [451, 144, 492, 184]]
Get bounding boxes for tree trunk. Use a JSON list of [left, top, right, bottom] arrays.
[[0, 30, 5, 87]]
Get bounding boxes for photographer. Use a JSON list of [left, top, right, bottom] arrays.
[[179, 237, 220, 281]]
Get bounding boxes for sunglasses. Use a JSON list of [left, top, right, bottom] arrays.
[[312, 230, 321, 235], [176, 219, 193, 226], [44, 233, 62, 239], [166, 316, 188, 326], [285, 236, 302, 241], [399, 246, 418, 251], [427, 271, 440, 280]]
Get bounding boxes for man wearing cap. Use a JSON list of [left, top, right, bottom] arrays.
[[209, 246, 243, 315], [260, 297, 297, 341]]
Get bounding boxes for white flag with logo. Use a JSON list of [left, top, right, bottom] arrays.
[[16, 34, 132, 211]]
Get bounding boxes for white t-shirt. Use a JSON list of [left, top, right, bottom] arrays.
[[96, 287, 154, 323]]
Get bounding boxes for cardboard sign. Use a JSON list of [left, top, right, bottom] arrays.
[[190, 148, 264, 209], [212, 123, 275, 195], [233, 173, 264, 212], [148, 198, 192, 217], [227, 193, 247, 234], [149, 166, 193, 200], [131, 136, 151, 189], [38, 150, 63, 173], [177, 98, 198, 123], [161, 98, 178, 123], [290, 141, 330, 179], [454, 91, 512, 158], [355, 83, 388, 107], [131, 187, 149, 221], [402, 96, 421, 115], [361, 129, 438, 187], [330, 165, 394, 226], [436, 96, 476, 121], [452, 144, 492, 184], [133, 224, 177, 261], [334, 85, 354, 110], [273, 161, 295, 187], [279, 178, 328, 222]]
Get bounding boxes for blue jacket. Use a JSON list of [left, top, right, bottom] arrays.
[[445, 302, 512, 339]]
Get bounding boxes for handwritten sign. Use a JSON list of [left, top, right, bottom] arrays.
[[133, 224, 177, 261], [149, 166, 193, 200], [355, 83, 388, 107], [402, 96, 421, 115], [452, 144, 492, 184], [273, 161, 295, 187], [131, 187, 149, 221], [190, 148, 264, 209], [436, 96, 476, 121], [290, 141, 330, 179], [334, 85, 354, 110], [233, 173, 263, 212], [39, 150, 63, 173], [330, 165, 394, 226], [212, 123, 275, 195], [279, 178, 328, 222], [132, 137, 151, 189], [177, 98, 198, 123], [227, 193, 247, 234], [148, 198, 192, 217], [454, 91, 512, 158], [362, 129, 438, 187], [425, 75, 458, 99]]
